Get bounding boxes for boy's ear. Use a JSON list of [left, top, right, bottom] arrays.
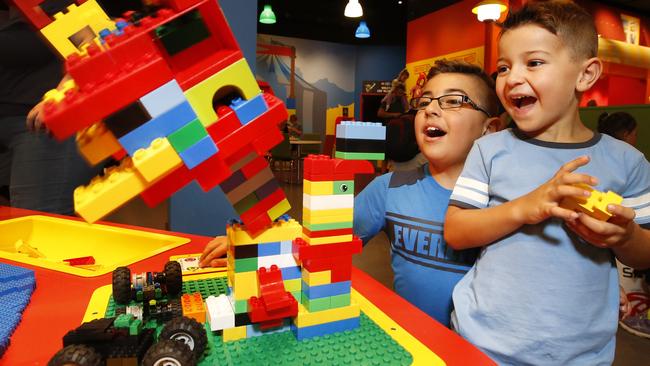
[[483, 116, 501, 135], [576, 57, 602, 92]]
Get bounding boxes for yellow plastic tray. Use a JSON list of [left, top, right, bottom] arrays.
[[0, 215, 190, 277]]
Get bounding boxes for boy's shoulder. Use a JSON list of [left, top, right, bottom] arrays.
[[388, 164, 429, 188]]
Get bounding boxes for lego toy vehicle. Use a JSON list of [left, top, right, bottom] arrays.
[[48, 314, 207, 366], [112, 261, 182, 305]]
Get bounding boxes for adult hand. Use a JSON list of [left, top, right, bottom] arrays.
[[26, 100, 47, 132]]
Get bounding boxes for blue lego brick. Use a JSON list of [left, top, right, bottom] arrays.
[[302, 281, 351, 299], [0, 264, 35, 357], [0, 276, 35, 297], [0, 263, 33, 283], [139, 79, 187, 118], [280, 266, 301, 280], [280, 240, 292, 255], [336, 121, 386, 140], [245, 319, 290, 338], [291, 316, 360, 340], [258, 242, 281, 257], [285, 98, 296, 109], [119, 101, 198, 155], [178, 135, 219, 169], [230, 94, 268, 126]]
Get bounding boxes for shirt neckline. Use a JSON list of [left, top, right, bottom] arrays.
[[512, 128, 602, 149]]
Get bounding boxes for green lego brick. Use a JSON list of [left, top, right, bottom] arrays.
[[302, 221, 353, 231], [234, 257, 258, 273], [155, 10, 211, 56], [129, 319, 143, 336], [168, 118, 208, 153], [335, 151, 385, 160], [182, 277, 230, 299], [198, 313, 412, 365], [235, 299, 248, 314], [301, 291, 331, 312], [233, 192, 259, 215], [114, 313, 132, 328], [330, 293, 351, 308], [290, 291, 301, 303], [333, 180, 354, 195]]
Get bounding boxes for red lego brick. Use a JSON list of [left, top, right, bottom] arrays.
[[292, 238, 362, 262], [251, 125, 284, 157], [63, 256, 96, 266], [43, 39, 174, 140], [301, 257, 332, 272], [248, 265, 298, 329], [240, 156, 268, 179], [238, 188, 285, 221], [161, 0, 201, 12], [140, 165, 193, 207], [206, 106, 242, 144], [241, 213, 272, 238], [257, 265, 286, 307], [11, 0, 54, 29], [330, 256, 353, 282], [303, 155, 374, 181], [302, 227, 353, 238], [112, 149, 127, 161], [190, 153, 231, 192]]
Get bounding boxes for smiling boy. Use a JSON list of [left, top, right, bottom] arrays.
[[354, 60, 500, 326], [445, 1, 650, 364]]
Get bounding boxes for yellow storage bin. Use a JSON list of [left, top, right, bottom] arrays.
[[0, 215, 189, 277]]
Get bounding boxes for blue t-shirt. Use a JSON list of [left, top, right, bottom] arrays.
[[450, 130, 650, 365], [354, 164, 479, 326]]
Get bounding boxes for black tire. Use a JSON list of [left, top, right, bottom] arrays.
[[112, 266, 131, 305], [48, 344, 102, 366], [159, 316, 207, 360], [164, 261, 182, 297], [142, 339, 195, 366]]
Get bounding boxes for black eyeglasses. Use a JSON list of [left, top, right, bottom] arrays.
[[410, 94, 491, 117]]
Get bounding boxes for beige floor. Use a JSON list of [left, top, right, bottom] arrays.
[[47, 175, 650, 364]]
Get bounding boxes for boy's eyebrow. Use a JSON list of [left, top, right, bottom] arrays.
[[442, 88, 468, 95]]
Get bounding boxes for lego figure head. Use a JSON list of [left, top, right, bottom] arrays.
[[411, 59, 500, 173], [495, 0, 602, 141]]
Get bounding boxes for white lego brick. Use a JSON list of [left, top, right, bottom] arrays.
[[303, 193, 354, 210], [257, 254, 299, 269], [206, 294, 235, 331]]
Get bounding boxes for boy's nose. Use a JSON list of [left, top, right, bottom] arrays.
[[424, 100, 442, 116], [505, 66, 525, 86]]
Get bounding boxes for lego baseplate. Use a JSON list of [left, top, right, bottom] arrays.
[[83, 276, 443, 365]]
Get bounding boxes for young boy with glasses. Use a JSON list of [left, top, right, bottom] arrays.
[[445, 1, 650, 364], [354, 59, 501, 326]]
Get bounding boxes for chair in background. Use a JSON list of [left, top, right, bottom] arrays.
[[269, 133, 298, 183], [299, 133, 322, 157]]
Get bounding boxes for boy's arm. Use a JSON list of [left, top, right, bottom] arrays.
[[613, 225, 650, 269], [446, 156, 596, 249]]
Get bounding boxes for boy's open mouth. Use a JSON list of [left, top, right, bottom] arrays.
[[425, 126, 447, 138], [511, 95, 537, 109]]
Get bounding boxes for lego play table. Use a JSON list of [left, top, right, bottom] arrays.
[[0, 206, 494, 365]]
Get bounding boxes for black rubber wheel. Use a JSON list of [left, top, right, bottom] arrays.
[[159, 316, 207, 360], [48, 344, 102, 366], [163, 261, 182, 297], [142, 339, 195, 366], [112, 266, 131, 305]]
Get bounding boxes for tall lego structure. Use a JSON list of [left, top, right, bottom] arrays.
[[12, 0, 290, 236]]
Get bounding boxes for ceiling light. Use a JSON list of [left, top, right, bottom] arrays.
[[355, 21, 370, 38], [259, 4, 276, 24], [345, 0, 363, 18], [472, 0, 507, 22]]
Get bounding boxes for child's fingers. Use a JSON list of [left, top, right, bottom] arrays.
[[560, 172, 598, 186], [556, 184, 591, 199], [606, 204, 636, 225], [549, 206, 579, 221], [210, 258, 227, 268], [558, 156, 590, 173], [199, 249, 223, 268]]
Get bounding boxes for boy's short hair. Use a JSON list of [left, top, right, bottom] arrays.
[[500, 0, 597, 60], [426, 59, 499, 117]]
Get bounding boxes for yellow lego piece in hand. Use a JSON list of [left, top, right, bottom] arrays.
[[560, 184, 623, 221]]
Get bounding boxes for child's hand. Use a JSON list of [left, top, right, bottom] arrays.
[[565, 203, 637, 249], [515, 156, 598, 225], [199, 236, 227, 268]]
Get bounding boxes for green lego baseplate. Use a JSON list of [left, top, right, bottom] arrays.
[[105, 276, 413, 365]]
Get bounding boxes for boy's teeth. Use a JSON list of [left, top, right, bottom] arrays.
[[425, 127, 446, 138]]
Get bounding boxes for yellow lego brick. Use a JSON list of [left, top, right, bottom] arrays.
[[76, 122, 122, 165], [302, 269, 331, 286], [132, 137, 182, 182], [40, 0, 114, 58], [293, 303, 360, 328], [303, 208, 353, 225], [560, 184, 623, 221], [43, 79, 77, 104], [232, 271, 259, 300], [267, 198, 291, 222], [181, 293, 206, 323], [284, 278, 302, 293], [303, 180, 333, 195], [222, 325, 247, 342], [74, 158, 147, 223], [184, 59, 260, 126], [303, 234, 353, 246], [227, 218, 302, 246]]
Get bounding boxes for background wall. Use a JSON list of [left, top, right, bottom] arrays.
[[169, 0, 256, 236], [581, 104, 650, 159]]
